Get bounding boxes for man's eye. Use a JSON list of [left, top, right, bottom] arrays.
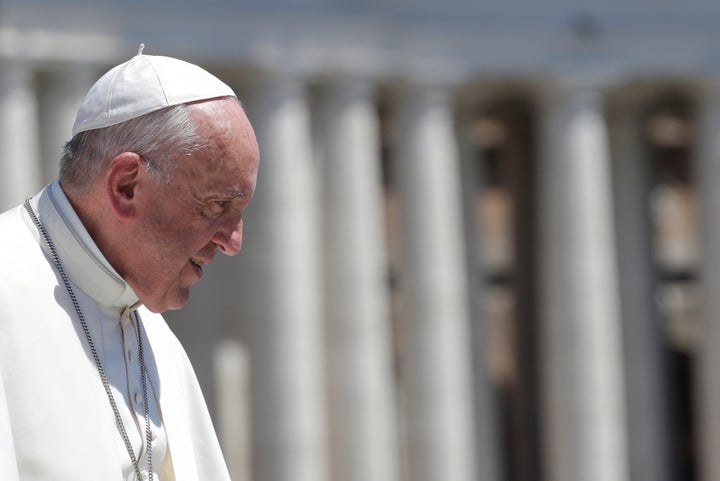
[[203, 201, 229, 218]]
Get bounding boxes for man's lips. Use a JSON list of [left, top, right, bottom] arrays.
[[190, 258, 204, 278]]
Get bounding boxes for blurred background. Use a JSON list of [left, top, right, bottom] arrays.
[[2, 1, 720, 480]]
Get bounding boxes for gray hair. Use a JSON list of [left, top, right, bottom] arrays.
[[59, 103, 206, 194]]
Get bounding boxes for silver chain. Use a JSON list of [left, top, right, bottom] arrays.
[[24, 198, 153, 481]]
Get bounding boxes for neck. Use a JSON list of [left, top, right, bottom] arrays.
[[62, 182, 131, 285]]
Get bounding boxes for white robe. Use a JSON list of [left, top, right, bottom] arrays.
[[0, 371, 19, 481], [0, 181, 232, 481]]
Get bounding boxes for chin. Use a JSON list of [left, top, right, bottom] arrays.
[[142, 294, 189, 313], [143, 302, 169, 314], [139, 284, 192, 313], [164, 289, 192, 312], [164, 301, 189, 312]]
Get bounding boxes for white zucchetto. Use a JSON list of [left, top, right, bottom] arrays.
[[72, 44, 236, 136]]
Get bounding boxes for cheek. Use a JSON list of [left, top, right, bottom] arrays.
[[139, 226, 190, 275], [161, 226, 216, 262], [143, 204, 217, 262]]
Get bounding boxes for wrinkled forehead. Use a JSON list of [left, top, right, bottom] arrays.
[[189, 99, 257, 155], [173, 102, 259, 192]]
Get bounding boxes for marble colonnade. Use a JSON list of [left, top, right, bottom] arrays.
[[1, 60, 716, 481]]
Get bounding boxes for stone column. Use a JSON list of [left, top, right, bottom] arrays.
[[609, 92, 673, 481], [214, 340, 253, 481], [695, 79, 720, 481], [537, 80, 628, 481], [243, 75, 328, 481], [319, 80, 400, 481], [392, 82, 478, 481], [0, 62, 41, 210], [38, 67, 95, 184]]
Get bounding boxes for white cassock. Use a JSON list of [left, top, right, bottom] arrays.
[[0, 180, 232, 481], [0, 370, 19, 481]]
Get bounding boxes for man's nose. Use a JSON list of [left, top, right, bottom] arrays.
[[213, 218, 243, 255]]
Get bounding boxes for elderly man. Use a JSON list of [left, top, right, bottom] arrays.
[[0, 46, 259, 481]]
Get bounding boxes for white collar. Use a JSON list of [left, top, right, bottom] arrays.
[[27, 180, 141, 310]]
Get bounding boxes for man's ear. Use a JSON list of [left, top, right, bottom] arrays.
[[105, 152, 143, 220]]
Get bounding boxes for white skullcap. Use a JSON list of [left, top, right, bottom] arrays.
[[72, 44, 236, 137]]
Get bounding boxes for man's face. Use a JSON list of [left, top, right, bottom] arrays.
[[125, 99, 259, 313]]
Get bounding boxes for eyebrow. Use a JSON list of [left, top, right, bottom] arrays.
[[209, 191, 246, 200]]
